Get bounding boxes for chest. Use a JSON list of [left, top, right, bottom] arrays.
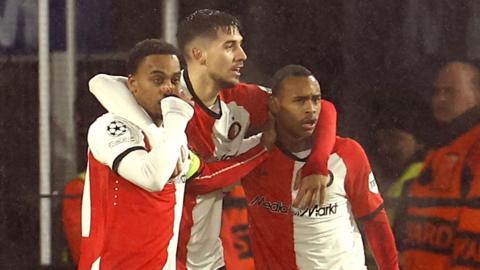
[[187, 99, 252, 160], [244, 151, 349, 208]]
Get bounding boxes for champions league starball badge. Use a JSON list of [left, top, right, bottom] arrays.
[[106, 120, 128, 137]]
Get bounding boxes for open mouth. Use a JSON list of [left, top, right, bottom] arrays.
[[231, 66, 243, 76], [301, 118, 317, 130]]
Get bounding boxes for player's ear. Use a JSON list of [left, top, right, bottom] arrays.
[[127, 74, 138, 94], [192, 47, 206, 65], [269, 96, 280, 115]]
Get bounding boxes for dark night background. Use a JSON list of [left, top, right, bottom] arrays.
[[1, 0, 478, 268]]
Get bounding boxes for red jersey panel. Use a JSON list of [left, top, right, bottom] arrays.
[[242, 137, 384, 270], [79, 114, 185, 270], [178, 80, 269, 270]]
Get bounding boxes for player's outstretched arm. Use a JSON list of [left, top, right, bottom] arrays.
[[89, 97, 194, 192], [89, 74, 154, 131], [187, 143, 269, 195], [303, 99, 336, 175]]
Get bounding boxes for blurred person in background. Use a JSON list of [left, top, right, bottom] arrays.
[[364, 90, 433, 269], [399, 60, 480, 270], [371, 90, 432, 225], [88, 9, 337, 270]]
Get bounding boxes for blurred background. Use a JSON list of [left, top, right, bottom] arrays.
[[1, 0, 479, 269]]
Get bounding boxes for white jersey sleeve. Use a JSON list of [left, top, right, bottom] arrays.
[[88, 97, 194, 192], [89, 74, 154, 132], [237, 133, 262, 155]]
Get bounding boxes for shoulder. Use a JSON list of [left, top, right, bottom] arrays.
[[89, 113, 139, 132], [331, 137, 370, 173], [88, 113, 142, 143], [237, 83, 271, 94], [333, 137, 367, 158], [223, 83, 271, 98]]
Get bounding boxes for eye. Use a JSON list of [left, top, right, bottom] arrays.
[[224, 42, 235, 50], [172, 77, 181, 85], [294, 99, 306, 104], [152, 77, 165, 85]]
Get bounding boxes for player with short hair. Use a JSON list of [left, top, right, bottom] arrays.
[[89, 10, 337, 270], [239, 65, 399, 269], [79, 38, 271, 270]]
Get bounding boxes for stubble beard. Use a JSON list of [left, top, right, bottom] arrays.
[[211, 72, 238, 90]]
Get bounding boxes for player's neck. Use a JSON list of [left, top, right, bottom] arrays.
[[276, 130, 312, 153], [146, 110, 162, 126], [187, 66, 221, 107]]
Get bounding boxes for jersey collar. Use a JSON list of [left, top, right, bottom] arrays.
[[182, 69, 222, 120], [275, 141, 310, 162]]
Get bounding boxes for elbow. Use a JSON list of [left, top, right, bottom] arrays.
[[88, 74, 110, 94], [140, 164, 173, 192], [145, 182, 166, 192], [140, 175, 168, 192], [146, 167, 172, 192]]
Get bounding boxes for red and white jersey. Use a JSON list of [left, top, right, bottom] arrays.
[[79, 114, 187, 270], [242, 137, 384, 270], [177, 71, 270, 270]]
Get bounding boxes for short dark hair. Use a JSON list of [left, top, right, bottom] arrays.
[[271, 65, 314, 96], [126, 39, 180, 75], [176, 9, 241, 56]]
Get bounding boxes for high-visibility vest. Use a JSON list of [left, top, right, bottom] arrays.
[[62, 172, 85, 264], [401, 124, 480, 270]]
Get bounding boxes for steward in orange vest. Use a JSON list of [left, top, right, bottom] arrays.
[[399, 107, 480, 270]]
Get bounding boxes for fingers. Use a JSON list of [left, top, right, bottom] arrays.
[[260, 111, 277, 151], [293, 169, 302, 191], [293, 173, 329, 209], [292, 185, 306, 207], [170, 160, 181, 178], [310, 189, 320, 209], [164, 87, 194, 106], [319, 183, 326, 205], [300, 190, 315, 209]]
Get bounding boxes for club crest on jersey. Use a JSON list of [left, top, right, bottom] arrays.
[[106, 120, 128, 137], [227, 121, 242, 140]]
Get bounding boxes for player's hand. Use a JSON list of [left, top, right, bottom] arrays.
[[292, 169, 329, 209], [169, 87, 194, 107], [170, 146, 188, 179], [260, 111, 276, 151]]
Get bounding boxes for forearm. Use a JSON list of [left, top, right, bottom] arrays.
[[89, 74, 153, 131], [237, 133, 262, 155], [117, 128, 185, 191], [117, 97, 193, 191], [189, 144, 268, 194], [302, 100, 337, 177], [363, 209, 400, 270]]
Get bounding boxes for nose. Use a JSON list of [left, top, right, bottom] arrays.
[[305, 99, 317, 113], [433, 88, 449, 103], [236, 46, 247, 61], [159, 81, 176, 95]]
